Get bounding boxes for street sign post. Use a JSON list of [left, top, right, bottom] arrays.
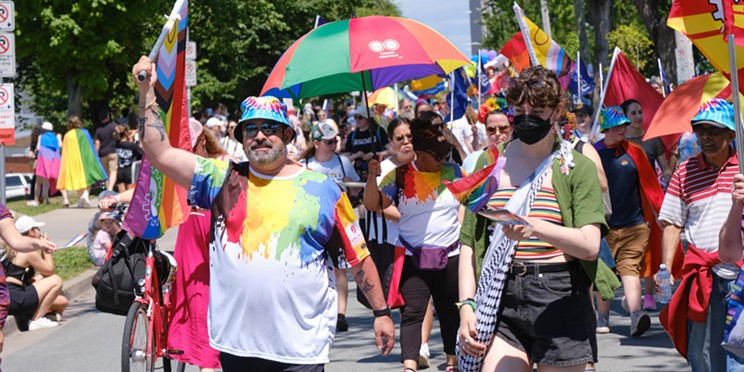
[[185, 60, 197, 87]]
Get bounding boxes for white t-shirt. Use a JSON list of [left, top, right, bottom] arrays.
[[367, 158, 400, 245], [300, 154, 359, 190], [91, 230, 111, 266], [447, 116, 474, 155], [379, 161, 463, 255], [219, 137, 247, 161]]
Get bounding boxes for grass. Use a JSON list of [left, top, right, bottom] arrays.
[[53, 246, 95, 281], [5, 187, 105, 216]]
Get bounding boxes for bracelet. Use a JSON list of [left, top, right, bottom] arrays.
[[455, 298, 476, 311]]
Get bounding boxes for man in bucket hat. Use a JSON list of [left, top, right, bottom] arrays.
[[132, 56, 394, 371], [660, 98, 744, 371]]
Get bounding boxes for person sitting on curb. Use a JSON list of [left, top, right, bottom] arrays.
[[1, 216, 68, 331]]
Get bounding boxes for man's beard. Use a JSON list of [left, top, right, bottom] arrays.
[[247, 138, 286, 165]]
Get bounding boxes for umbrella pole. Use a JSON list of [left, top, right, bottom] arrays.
[[361, 71, 372, 119], [728, 34, 744, 173]]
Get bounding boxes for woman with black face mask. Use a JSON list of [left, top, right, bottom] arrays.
[[454, 66, 616, 372]]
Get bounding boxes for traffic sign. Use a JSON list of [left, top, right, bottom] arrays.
[[0, 83, 14, 144], [0, 2, 14, 32], [185, 60, 197, 87], [0, 32, 15, 77], [186, 41, 196, 60]]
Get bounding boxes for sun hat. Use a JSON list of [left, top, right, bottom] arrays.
[[98, 212, 117, 222], [41, 121, 54, 131], [15, 216, 45, 234], [599, 106, 631, 132], [188, 118, 204, 148], [353, 104, 369, 118], [311, 122, 339, 141], [235, 96, 293, 142], [691, 98, 735, 131]]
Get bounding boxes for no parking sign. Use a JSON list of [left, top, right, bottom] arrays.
[[0, 83, 13, 144]]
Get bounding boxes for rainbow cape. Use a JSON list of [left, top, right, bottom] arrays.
[[57, 128, 106, 190], [443, 146, 502, 213], [123, 0, 190, 239]]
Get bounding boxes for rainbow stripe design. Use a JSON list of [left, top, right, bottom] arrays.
[[123, 1, 190, 239], [57, 128, 106, 190], [443, 146, 502, 213]]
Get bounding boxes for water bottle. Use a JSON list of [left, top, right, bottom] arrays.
[[658, 264, 672, 304]]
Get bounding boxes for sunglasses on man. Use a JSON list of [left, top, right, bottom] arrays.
[[486, 125, 511, 134], [243, 122, 283, 138]]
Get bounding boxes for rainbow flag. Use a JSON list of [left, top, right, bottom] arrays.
[[668, 0, 744, 94], [443, 146, 502, 213], [513, 3, 572, 78], [57, 128, 106, 190], [123, 0, 190, 239]]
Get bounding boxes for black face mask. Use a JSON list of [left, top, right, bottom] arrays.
[[513, 113, 553, 145]]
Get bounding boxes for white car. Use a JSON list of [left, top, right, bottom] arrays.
[[5, 173, 32, 199]]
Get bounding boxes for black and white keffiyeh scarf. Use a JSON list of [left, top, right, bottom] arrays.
[[457, 150, 558, 371]]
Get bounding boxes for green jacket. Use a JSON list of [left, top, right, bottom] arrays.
[[460, 140, 620, 300]]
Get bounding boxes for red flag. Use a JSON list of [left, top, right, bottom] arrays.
[[499, 32, 530, 73], [603, 51, 677, 149]]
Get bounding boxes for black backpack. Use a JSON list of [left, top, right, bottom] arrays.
[[91, 230, 148, 316]]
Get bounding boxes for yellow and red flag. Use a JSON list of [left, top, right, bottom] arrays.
[[668, 0, 744, 92], [499, 32, 530, 73], [513, 3, 572, 78]]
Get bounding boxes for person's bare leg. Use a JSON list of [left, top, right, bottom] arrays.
[[40, 177, 50, 203], [50, 294, 68, 316], [482, 335, 531, 372], [31, 275, 63, 320], [621, 275, 642, 313], [422, 300, 433, 343], [335, 268, 348, 316], [61, 189, 69, 206]]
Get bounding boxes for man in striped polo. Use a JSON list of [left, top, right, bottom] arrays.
[[658, 98, 744, 372]]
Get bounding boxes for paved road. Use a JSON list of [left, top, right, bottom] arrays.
[[2, 278, 689, 372]]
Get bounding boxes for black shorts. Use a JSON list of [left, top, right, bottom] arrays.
[[496, 260, 597, 367], [8, 283, 39, 318], [219, 354, 324, 372], [116, 165, 133, 185]]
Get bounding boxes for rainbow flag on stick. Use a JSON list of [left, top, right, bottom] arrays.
[[513, 2, 572, 78], [123, 0, 190, 239], [58, 128, 106, 191], [443, 146, 502, 213]]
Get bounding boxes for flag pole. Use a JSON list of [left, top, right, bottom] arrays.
[[728, 34, 744, 173], [591, 47, 620, 136], [137, 0, 186, 81], [657, 58, 666, 97], [394, 83, 400, 116], [450, 72, 455, 124], [513, 3, 539, 66], [576, 51, 582, 104], [477, 49, 483, 106]]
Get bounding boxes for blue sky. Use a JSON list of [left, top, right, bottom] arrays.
[[397, 0, 473, 57]]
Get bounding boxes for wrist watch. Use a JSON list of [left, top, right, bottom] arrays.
[[373, 306, 392, 318]]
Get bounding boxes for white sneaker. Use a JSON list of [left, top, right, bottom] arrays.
[[28, 317, 59, 331], [418, 343, 430, 369]]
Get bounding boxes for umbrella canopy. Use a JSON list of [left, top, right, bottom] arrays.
[[366, 86, 416, 108], [411, 74, 446, 96], [261, 16, 469, 99], [644, 72, 733, 141]]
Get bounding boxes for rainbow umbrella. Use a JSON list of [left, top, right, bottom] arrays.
[[644, 72, 734, 141], [261, 16, 469, 100], [366, 86, 416, 108]]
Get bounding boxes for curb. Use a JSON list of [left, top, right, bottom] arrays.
[[4, 268, 97, 336]]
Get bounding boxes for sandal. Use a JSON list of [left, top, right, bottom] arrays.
[[445, 366, 459, 372]]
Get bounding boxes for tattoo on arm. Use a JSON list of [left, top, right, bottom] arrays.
[[146, 107, 166, 142], [354, 269, 376, 294]]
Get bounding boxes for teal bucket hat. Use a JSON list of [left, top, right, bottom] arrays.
[[691, 98, 735, 131], [236, 96, 294, 142], [599, 106, 631, 132]]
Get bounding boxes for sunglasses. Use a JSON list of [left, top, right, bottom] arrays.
[[394, 133, 413, 142], [423, 149, 446, 162], [243, 122, 282, 138], [486, 125, 511, 134], [321, 139, 338, 145], [693, 125, 728, 137], [403, 105, 412, 109]]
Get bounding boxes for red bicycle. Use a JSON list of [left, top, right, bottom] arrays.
[[121, 237, 184, 372]]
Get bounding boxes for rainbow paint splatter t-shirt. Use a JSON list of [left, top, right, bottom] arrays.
[[379, 162, 464, 253], [189, 158, 369, 364]]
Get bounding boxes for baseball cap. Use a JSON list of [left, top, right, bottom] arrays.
[[691, 98, 735, 131], [206, 117, 223, 128], [599, 106, 631, 132], [311, 122, 339, 141], [41, 121, 54, 131], [15, 216, 45, 234], [572, 103, 593, 115], [235, 96, 293, 142]]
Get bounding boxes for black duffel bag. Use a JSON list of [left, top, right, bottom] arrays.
[[91, 230, 148, 316]]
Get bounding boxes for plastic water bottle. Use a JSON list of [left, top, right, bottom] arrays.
[[658, 264, 672, 304]]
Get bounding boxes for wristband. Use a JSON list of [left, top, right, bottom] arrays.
[[373, 306, 392, 318], [456, 298, 476, 311]]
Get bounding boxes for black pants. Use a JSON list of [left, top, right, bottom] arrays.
[[219, 354, 324, 372], [399, 254, 460, 361]]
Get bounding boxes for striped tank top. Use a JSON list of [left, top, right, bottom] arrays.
[[487, 184, 563, 259]]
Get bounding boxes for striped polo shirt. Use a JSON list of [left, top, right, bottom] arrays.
[[659, 150, 739, 277], [488, 184, 564, 259]]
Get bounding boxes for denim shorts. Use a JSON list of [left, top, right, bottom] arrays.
[[496, 260, 597, 367]]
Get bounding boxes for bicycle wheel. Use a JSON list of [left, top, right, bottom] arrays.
[[122, 301, 154, 372]]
